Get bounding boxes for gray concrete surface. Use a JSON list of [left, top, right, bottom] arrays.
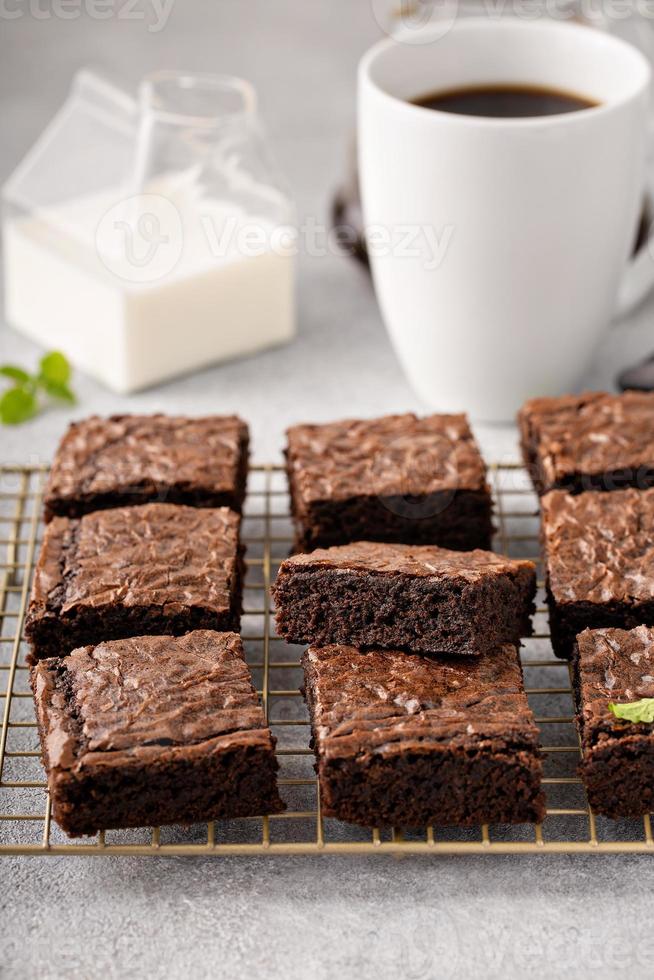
[[4, 853, 654, 979], [2, 3, 654, 978]]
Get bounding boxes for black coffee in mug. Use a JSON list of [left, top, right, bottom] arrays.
[[412, 84, 597, 118], [331, 83, 601, 263]]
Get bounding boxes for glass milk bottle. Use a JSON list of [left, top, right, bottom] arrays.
[[2, 70, 296, 393]]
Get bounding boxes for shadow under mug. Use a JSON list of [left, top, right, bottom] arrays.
[[358, 18, 651, 421]]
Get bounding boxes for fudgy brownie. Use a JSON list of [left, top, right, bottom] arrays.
[[43, 414, 249, 521], [273, 541, 535, 657], [285, 413, 493, 552], [25, 503, 243, 661], [573, 626, 654, 819], [31, 631, 284, 836], [519, 391, 654, 496], [302, 643, 544, 827], [541, 488, 654, 659]]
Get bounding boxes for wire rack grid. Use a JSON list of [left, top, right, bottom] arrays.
[[1, 461, 653, 856]]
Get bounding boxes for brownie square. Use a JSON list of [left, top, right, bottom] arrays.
[[519, 391, 654, 496], [302, 643, 544, 827], [285, 413, 493, 552], [573, 626, 654, 819], [31, 631, 284, 836], [541, 488, 654, 659], [25, 502, 243, 661], [43, 413, 249, 521], [273, 541, 535, 657]]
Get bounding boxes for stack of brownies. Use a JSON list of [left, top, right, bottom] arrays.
[[520, 391, 654, 818], [25, 414, 284, 837], [273, 413, 546, 827]]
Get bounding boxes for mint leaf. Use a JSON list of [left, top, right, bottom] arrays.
[[38, 351, 71, 386], [0, 365, 31, 385], [0, 387, 38, 425], [0, 351, 76, 424], [40, 379, 76, 404], [608, 699, 654, 724]]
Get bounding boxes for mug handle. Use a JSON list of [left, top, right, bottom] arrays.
[[615, 191, 654, 317]]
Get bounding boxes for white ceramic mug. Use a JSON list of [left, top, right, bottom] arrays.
[[358, 19, 651, 421]]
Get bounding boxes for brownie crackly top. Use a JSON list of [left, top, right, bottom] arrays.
[[303, 644, 539, 761], [32, 631, 272, 770], [521, 391, 654, 490], [27, 502, 241, 621], [44, 413, 248, 513], [575, 626, 654, 746], [542, 488, 654, 604], [280, 540, 534, 582], [286, 413, 488, 503]]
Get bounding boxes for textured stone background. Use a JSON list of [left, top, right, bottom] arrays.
[[2, 3, 654, 977], [5, 854, 654, 978]]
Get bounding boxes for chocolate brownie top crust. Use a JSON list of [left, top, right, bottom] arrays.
[[45, 413, 248, 506], [520, 391, 654, 490], [542, 488, 654, 604], [27, 502, 241, 622], [32, 631, 273, 771], [303, 644, 539, 763], [575, 626, 654, 747], [280, 540, 534, 583], [286, 413, 488, 504]]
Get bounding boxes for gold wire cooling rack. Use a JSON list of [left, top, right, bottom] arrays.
[[1, 462, 653, 856]]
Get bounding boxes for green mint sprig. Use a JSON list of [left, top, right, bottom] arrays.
[[0, 351, 75, 425], [608, 699, 654, 724]]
